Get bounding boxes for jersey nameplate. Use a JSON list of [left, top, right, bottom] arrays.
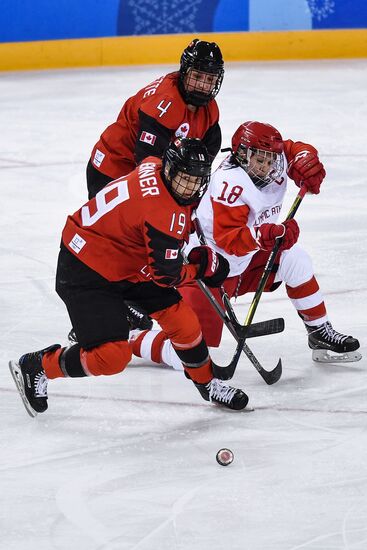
[[143, 76, 164, 98], [139, 162, 160, 197]]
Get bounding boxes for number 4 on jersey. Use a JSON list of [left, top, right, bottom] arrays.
[[157, 100, 172, 118]]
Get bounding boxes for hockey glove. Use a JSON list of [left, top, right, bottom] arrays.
[[188, 245, 230, 287], [256, 219, 299, 252], [287, 150, 325, 194]]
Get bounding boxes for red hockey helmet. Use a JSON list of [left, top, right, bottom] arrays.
[[231, 122, 284, 189]]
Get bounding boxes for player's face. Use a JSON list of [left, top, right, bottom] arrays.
[[184, 69, 218, 95], [248, 150, 277, 178], [171, 171, 202, 200]]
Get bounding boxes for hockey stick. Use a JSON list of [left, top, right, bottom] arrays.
[[212, 185, 308, 381], [192, 214, 284, 337], [194, 276, 285, 340], [181, 252, 283, 382], [191, 214, 284, 384], [194, 277, 284, 383]]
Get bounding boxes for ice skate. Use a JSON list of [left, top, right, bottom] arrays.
[[194, 377, 249, 410], [307, 322, 361, 363], [9, 344, 60, 417]]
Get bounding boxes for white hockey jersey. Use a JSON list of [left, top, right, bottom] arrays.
[[192, 155, 288, 276]]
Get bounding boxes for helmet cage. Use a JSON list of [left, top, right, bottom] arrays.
[[235, 144, 284, 189], [167, 167, 210, 205], [163, 139, 211, 205], [179, 39, 224, 106]]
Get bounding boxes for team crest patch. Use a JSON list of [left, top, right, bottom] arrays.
[[165, 249, 179, 259], [93, 149, 105, 167], [175, 123, 190, 138], [69, 233, 86, 254], [140, 131, 157, 145]]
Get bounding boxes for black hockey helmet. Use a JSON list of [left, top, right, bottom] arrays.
[[178, 38, 224, 106], [162, 138, 211, 205]]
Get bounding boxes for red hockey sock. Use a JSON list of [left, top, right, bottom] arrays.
[[130, 330, 168, 364], [286, 276, 327, 324], [42, 347, 65, 379], [184, 359, 213, 385]]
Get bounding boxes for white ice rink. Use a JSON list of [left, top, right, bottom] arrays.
[[1, 58, 367, 550]]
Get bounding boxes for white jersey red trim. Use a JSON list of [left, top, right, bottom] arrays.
[[191, 156, 288, 276]]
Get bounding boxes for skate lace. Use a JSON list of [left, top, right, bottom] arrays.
[[208, 378, 236, 404], [34, 372, 48, 398], [319, 322, 348, 344]]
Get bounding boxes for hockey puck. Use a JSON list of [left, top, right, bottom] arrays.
[[216, 448, 234, 466]]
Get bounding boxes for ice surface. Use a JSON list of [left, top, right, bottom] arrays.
[[0, 59, 366, 550]]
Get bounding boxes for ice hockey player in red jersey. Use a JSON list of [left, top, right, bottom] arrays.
[[131, 122, 361, 370], [87, 38, 224, 199], [9, 138, 250, 418], [81, 37, 224, 335]]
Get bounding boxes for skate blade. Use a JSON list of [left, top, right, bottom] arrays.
[[210, 402, 254, 412], [8, 361, 38, 418], [312, 349, 362, 364]]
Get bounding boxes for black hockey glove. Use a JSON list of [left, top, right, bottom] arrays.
[[188, 246, 229, 287]]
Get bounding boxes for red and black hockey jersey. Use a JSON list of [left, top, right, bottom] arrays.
[[90, 72, 221, 179], [62, 157, 198, 286]]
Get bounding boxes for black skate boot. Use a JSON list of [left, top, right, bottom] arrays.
[[194, 378, 249, 410], [307, 321, 361, 363], [126, 303, 153, 331], [9, 344, 61, 417]]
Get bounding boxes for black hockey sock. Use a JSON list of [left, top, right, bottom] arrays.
[[59, 344, 88, 377]]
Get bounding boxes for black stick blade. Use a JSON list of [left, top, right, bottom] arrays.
[[212, 345, 282, 384], [261, 358, 282, 385], [238, 318, 285, 339]]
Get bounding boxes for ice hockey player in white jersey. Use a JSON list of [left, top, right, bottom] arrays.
[[130, 121, 361, 369]]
